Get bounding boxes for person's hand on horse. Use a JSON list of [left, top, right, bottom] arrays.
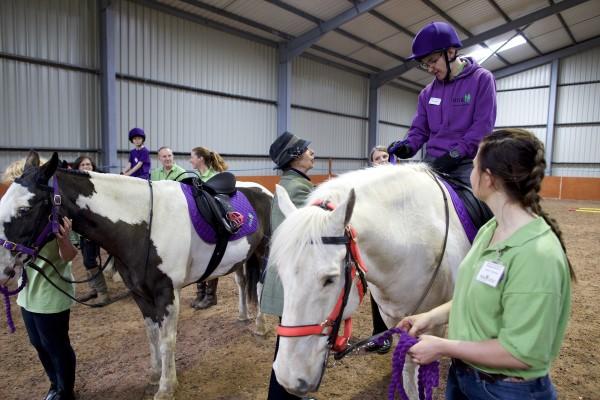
[[397, 312, 436, 337], [387, 140, 412, 159], [407, 334, 446, 365], [56, 216, 72, 241]]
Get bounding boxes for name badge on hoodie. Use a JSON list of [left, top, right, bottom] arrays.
[[428, 97, 441, 106]]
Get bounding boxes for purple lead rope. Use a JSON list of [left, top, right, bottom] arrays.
[[0, 269, 28, 333], [374, 328, 439, 400]]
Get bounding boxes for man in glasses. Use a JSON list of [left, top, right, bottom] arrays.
[[388, 21, 496, 188]]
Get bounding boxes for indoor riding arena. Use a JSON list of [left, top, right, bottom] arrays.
[[1, 1, 599, 400]]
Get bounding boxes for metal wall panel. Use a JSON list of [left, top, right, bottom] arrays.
[[552, 165, 600, 177], [496, 64, 550, 90], [0, 59, 100, 149], [292, 57, 368, 117], [379, 85, 419, 125], [554, 126, 600, 163], [0, 0, 98, 68], [115, 0, 277, 101], [291, 109, 366, 158], [117, 80, 276, 157], [0, 150, 99, 174], [495, 88, 549, 127], [560, 47, 600, 84], [556, 83, 600, 124]]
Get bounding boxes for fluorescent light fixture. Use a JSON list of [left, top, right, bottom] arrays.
[[466, 34, 527, 64]]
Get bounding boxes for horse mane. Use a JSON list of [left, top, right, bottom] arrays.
[[309, 162, 431, 205], [271, 162, 432, 273]]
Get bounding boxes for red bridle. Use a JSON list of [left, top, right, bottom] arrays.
[[276, 199, 368, 353]]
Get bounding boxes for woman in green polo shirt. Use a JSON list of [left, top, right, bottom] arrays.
[[398, 129, 574, 399], [4, 158, 79, 400], [188, 146, 228, 310]]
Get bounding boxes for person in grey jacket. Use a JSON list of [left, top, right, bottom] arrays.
[[261, 131, 316, 400]]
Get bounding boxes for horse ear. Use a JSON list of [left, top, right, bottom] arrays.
[[275, 184, 297, 217], [330, 189, 356, 228], [39, 152, 60, 182], [24, 151, 41, 169]]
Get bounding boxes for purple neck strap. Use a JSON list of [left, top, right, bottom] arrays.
[[375, 328, 439, 400]]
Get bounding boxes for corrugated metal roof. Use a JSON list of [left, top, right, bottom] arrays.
[[224, 0, 315, 37], [444, 0, 500, 32], [341, 12, 400, 44], [315, 31, 365, 56], [349, 45, 400, 71], [279, 0, 352, 21], [151, 0, 600, 88], [531, 29, 574, 54]]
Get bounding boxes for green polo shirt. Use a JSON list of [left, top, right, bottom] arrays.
[[150, 163, 187, 181], [448, 216, 571, 379], [17, 240, 75, 314], [198, 167, 218, 182]]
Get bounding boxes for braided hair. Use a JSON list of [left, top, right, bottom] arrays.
[[191, 146, 228, 172], [478, 128, 575, 281]]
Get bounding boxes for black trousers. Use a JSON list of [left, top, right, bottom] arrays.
[[79, 237, 100, 270], [424, 155, 473, 188], [370, 294, 388, 335], [21, 308, 76, 396]]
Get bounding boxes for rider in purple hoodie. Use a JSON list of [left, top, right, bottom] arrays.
[[389, 22, 497, 187]]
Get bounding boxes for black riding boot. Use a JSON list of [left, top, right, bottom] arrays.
[[190, 282, 207, 308], [192, 279, 218, 309]]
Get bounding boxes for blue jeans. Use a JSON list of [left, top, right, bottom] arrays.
[[446, 362, 557, 400]]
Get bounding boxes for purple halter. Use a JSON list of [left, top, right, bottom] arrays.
[[0, 175, 62, 258], [374, 328, 439, 400]]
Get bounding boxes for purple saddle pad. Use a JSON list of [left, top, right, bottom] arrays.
[[180, 184, 259, 244], [440, 180, 477, 243]]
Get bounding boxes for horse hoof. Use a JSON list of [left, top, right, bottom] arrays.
[[252, 327, 268, 337], [144, 383, 159, 396], [153, 391, 175, 400]]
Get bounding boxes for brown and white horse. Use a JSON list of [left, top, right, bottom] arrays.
[[0, 152, 271, 400]]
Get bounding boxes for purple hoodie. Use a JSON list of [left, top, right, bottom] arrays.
[[404, 57, 496, 159]]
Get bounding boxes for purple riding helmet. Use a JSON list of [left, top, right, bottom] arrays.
[[409, 21, 462, 81], [128, 127, 146, 143]]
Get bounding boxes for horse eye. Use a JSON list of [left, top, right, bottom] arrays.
[[323, 277, 335, 287], [16, 207, 31, 217]]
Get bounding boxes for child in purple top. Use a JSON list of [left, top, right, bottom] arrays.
[[389, 22, 497, 187], [123, 127, 151, 179]]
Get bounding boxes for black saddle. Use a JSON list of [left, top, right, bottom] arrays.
[[443, 176, 493, 231], [181, 172, 245, 282], [180, 171, 236, 196]]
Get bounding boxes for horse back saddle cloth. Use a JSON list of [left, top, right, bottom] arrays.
[[179, 173, 259, 243], [440, 176, 493, 243]]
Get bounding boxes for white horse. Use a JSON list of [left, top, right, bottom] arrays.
[[270, 163, 471, 399], [0, 152, 272, 400]]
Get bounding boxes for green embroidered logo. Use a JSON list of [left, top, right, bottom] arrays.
[[463, 93, 472, 104]]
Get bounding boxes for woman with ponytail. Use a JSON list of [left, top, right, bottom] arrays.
[[189, 146, 228, 310], [397, 128, 573, 399]]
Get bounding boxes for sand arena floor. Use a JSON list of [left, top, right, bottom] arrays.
[[1, 199, 599, 399]]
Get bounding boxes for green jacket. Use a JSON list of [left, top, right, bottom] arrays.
[[260, 169, 314, 316]]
